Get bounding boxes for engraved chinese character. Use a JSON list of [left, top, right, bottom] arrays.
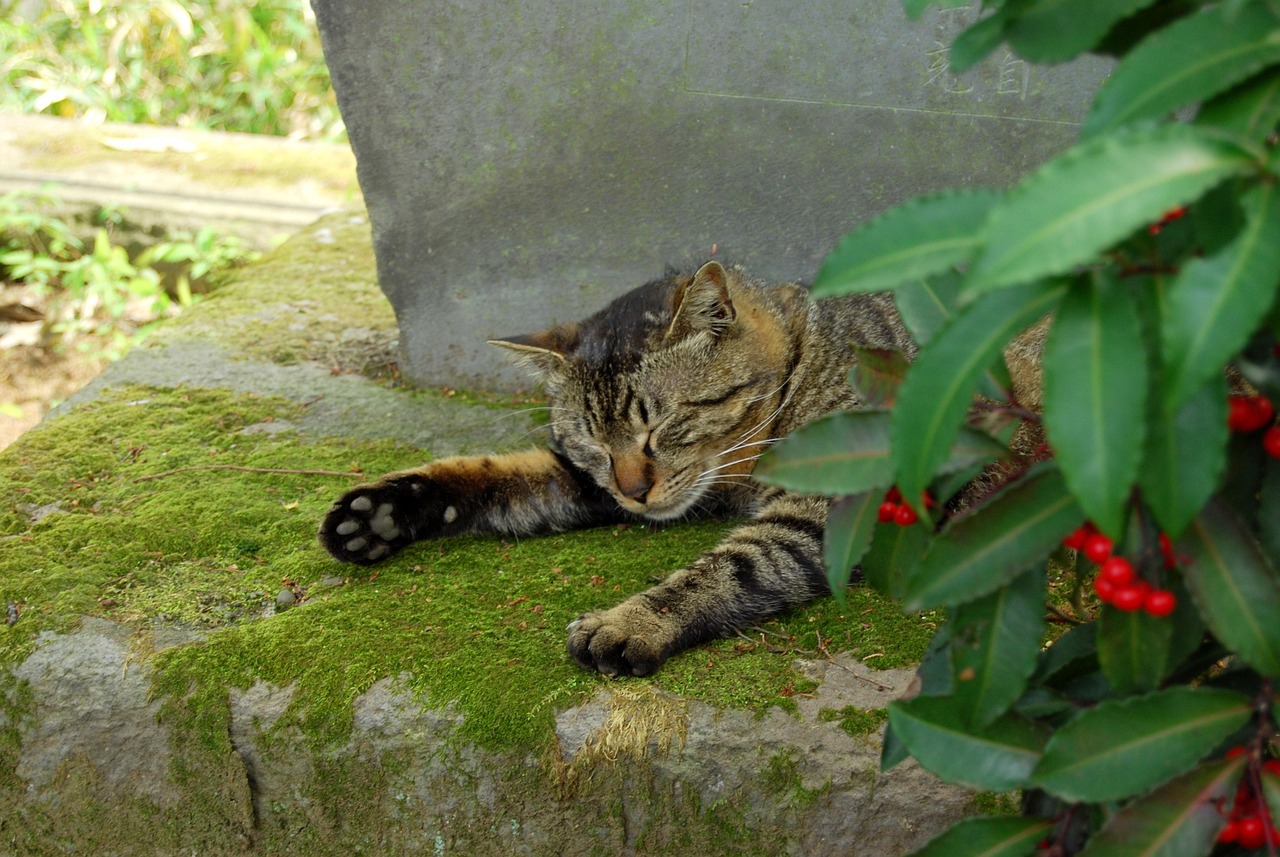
[[997, 52, 1030, 99], [925, 41, 974, 94]]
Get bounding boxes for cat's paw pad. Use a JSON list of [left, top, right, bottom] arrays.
[[320, 488, 414, 565], [566, 603, 672, 677]]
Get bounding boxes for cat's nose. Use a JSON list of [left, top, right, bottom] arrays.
[[612, 454, 653, 503]]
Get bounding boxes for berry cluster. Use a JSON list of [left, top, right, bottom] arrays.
[[1063, 523, 1177, 617], [877, 486, 918, 527], [1147, 205, 1188, 235], [1216, 749, 1280, 849], [1228, 394, 1280, 459]]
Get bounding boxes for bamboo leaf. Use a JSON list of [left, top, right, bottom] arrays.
[[1084, 3, 1280, 138], [889, 696, 1045, 792], [911, 816, 1053, 857], [1031, 686, 1252, 802], [905, 466, 1084, 611], [891, 280, 1065, 513], [1076, 758, 1246, 857], [812, 190, 1000, 298], [967, 126, 1255, 295], [1161, 180, 1280, 412], [1179, 497, 1280, 677], [1041, 273, 1147, 537]]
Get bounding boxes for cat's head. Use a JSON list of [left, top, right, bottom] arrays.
[[491, 261, 802, 520]]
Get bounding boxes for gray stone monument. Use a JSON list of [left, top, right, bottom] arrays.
[[312, 0, 1109, 390]]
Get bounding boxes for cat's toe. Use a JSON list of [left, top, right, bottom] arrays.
[[319, 490, 410, 564], [566, 607, 669, 677]]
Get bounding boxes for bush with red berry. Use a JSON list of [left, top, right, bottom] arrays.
[[755, 2, 1280, 855]]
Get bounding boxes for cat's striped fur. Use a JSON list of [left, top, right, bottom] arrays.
[[319, 261, 914, 676]]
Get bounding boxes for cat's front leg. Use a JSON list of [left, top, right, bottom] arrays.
[[320, 448, 621, 565], [566, 491, 832, 676]]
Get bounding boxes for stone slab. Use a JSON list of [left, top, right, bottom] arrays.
[[312, 0, 1109, 389]]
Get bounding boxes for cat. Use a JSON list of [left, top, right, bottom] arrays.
[[319, 260, 915, 677]]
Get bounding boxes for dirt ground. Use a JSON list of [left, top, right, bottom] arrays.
[[0, 291, 107, 451]]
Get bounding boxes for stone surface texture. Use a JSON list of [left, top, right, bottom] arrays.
[[311, 0, 1110, 388]]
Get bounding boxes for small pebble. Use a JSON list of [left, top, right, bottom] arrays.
[[275, 589, 297, 611]]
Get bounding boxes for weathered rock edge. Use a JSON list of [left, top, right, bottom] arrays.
[[4, 616, 972, 856]]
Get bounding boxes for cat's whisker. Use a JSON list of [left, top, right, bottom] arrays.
[[715, 437, 778, 458], [698, 453, 766, 478]]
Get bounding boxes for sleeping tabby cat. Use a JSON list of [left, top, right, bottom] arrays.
[[319, 260, 915, 676]]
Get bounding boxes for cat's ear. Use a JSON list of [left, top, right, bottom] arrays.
[[488, 323, 579, 374], [667, 260, 735, 341]]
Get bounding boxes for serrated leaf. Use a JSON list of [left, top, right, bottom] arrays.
[[1076, 757, 1246, 857], [1179, 497, 1280, 677], [891, 280, 1065, 512], [1031, 686, 1252, 802], [1042, 273, 1147, 537], [1196, 69, 1280, 141], [1097, 602, 1173, 695], [911, 816, 1053, 857], [850, 347, 910, 408], [896, 270, 963, 346], [1084, 3, 1280, 138], [861, 511, 928, 600], [823, 492, 879, 605], [812, 190, 1001, 298], [967, 125, 1255, 295], [1140, 373, 1229, 537], [1161, 180, 1280, 412], [754, 410, 893, 494], [888, 696, 1045, 792], [1007, 0, 1158, 64], [950, 566, 1046, 727], [905, 466, 1083, 611]]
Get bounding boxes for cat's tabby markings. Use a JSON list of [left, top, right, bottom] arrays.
[[320, 261, 914, 676]]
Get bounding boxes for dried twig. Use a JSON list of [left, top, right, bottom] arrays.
[[135, 465, 363, 482]]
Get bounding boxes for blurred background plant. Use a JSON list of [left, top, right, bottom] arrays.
[[0, 0, 344, 141]]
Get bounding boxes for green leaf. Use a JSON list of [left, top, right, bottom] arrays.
[[812, 190, 1000, 298], [823, 492, 880, 605], [1139, 373, 1229, 538], [754, 410, 893, 494], [861, 512, 929, 600], [891, 280, 1066, 512], [1196, 69, 1280, 141], [1161, 180, 1280, 412], [1041, 273, 1147, 537], [1006, 0, 1158, 64], [1263, 767, 1280, 834], [967, 125, 1256, 295], [1075, 757, 1246, 857], [1097, 602, 1173, 696], [1031, 686, 1252, 802], [1179, 497, 1280, 677], [949, 11, 1013, 74], [1031, 621, 1097, 686], [888, 696, 1045, 792], [902, 0, 971, 20], [905, 466, 1084, 611], [1084, 3, 1280, 138], [1260, 456, 1280, 567], [911, 816, 1053, 857], [850, 347, 910, 408], [949, 566, 1047, 727], [895, 270, 963, 347]]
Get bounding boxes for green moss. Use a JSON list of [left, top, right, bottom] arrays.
[[818, 705, 890, 737], [971, 791, 1022, 817], [760, 749, 830, 809]]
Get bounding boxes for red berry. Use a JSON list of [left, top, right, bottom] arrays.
[[1238, 816, 1266, 849], [1093, 574, 1118, 604], [1158, 532, 1177, 568], [894, 504, 918, 526], [1144, 588, 1177, 618], [1266, 425, 1280, 458], [1084, 533, 1114, 564], [878, 502, 898, 524], [1226, 746, 1248, 760], [1063, 525, 1091, 551], [1099, 557, 1135, 587], [1219, 819, 1240, 844], [1229, 395, 1275, 432], [885, 486, 902, 503], [1264, 759, 1280, 775], [1112, 584, 1146, 612]]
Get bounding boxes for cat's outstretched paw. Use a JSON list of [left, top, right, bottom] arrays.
[[319, 475, 451, 564], [566, 602, 675, 677]]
